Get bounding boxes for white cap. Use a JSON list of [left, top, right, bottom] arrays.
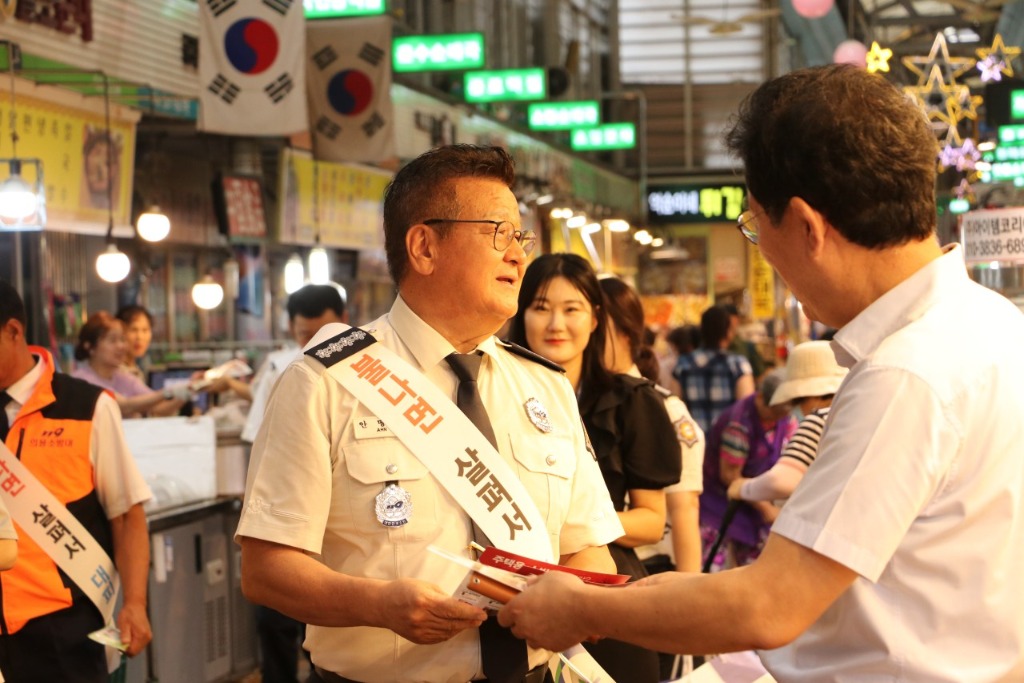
[[770, 341, 849, 406]]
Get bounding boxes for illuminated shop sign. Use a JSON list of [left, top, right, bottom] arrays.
[[303, 0, 386, 18], [464, 68, 546, 103], [528, 101, 600, 131], [570, 123, 636, 151], [393, 34, 484, 72], [647, 184, 746, 224], [999, 125, 1024, 144]]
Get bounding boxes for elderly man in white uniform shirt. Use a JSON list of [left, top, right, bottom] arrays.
[[236, 145, 622, 683], [497, 65, 1024, 682]]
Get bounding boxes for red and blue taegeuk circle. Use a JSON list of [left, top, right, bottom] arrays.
[[224, 18, 279, 75], [327, 70, 373, 116]]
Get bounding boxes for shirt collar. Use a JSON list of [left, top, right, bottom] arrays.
[[6, 354, 44, 411], [833, 243, 965, 367], [388, 295, 499, 372]]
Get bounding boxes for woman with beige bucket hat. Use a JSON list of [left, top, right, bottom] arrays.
[[727, 341, 848, 503]]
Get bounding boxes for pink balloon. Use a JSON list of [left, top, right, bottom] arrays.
[[792, 0, 833, 19], [833, 40, 868, 68]]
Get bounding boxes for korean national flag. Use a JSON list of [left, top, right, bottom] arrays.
[[198, 0, 308, 135], [306, 16, 396, 163]]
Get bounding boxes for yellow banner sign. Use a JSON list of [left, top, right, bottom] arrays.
[[0, 83, 136, 231], [279, 148, 391, 250], [748, 244, 775, 319]]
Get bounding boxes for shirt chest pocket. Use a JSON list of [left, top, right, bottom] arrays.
[[509, 433, 577, 533], [340, 438, 438, 542]]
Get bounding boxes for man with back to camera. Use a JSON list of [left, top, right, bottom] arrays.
[[498, 64, 1024, 682], [206, 283, 347, 683], [0, 279, 153, 682], [235, 144, 622, 683]]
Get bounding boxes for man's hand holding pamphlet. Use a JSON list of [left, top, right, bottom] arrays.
[[429, 545, 629, 682]]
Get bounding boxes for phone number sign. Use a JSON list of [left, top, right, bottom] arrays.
[[961, 208, 1024, 264]]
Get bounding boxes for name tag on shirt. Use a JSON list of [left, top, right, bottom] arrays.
[[354, 417, 392, 439]]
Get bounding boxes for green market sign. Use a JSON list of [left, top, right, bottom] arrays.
[[570, 123, 636, 151], [464, 68, 547, 103], [1013, 88, 1024, 120], [999, 125, 1024, 145], [647, 184, 747, 224], [527, 101, 600, 131], [303, 0, 386, 18], [393, 34, 484, 72]]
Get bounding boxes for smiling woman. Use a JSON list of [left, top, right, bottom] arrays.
[[71, 312, 187, 418], [507, 253, 682, 683]]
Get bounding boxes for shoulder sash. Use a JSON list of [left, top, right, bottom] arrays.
[[0, 442, 120, 625], [308, 326, 555, 562]]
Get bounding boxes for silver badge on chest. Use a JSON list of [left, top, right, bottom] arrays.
[[523, 397, 553, 433], [375, 483, 413, 527]]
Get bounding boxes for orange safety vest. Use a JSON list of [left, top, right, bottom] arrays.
[[0, 348, 110, 635]]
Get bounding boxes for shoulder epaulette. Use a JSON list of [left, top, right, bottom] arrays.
[[498, 340, 566, 373], [304, 326, 376, 368]]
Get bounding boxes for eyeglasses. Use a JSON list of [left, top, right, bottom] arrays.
[[736, 210, 762, 245], [423, 218, 537, 255]]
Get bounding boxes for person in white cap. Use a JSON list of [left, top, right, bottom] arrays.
[[727, 341, 848, 503]]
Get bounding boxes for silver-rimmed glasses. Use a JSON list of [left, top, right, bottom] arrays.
[[736, 210, 762, 245], [423, 218, 538, 255]]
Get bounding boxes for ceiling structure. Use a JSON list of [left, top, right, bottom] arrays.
[[618, 0, 1024, 175]]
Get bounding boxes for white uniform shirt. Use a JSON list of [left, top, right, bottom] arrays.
[[762, 245, 1024, 682], [240, 345, 300, 443], [4, 355, 151, 520], [237, 296, 623, 682]]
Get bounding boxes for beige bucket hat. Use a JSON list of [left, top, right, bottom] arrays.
[[769, 340, 849, 406]]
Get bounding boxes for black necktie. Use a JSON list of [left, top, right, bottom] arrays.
[[444, 353, 529, 683], [0, 391, 11, 443]]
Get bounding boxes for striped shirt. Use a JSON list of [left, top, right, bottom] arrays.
[[781, 407, 830, 468]]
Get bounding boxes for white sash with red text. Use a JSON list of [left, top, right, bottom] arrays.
[[311, 326, 554, 563]]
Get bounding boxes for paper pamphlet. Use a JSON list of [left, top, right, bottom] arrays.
[[88, 624, 128, 652], [429, 545, 630, 611]]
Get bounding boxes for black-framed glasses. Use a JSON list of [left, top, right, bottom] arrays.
[[737, 210, 762, 245], [423, 218, 537, 255]]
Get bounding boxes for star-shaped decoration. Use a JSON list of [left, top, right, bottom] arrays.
[[904, 65, 960, 138], [951, 85, 983, 122], [975, 34, 1021, 82], [954, 178, 975, 202], [866, 41, 893, 74], [938, 138, 981, 172], [978, 55, 1007, 82], [902, 32, 976, 86]]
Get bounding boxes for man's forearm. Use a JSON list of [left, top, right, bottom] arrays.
[[559, 544, 615, 574], [111, 504, 150, 607]]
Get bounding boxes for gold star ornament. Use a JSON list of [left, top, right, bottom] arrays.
[[866, 42, 893, 74], [976, 34, 1021, 81]]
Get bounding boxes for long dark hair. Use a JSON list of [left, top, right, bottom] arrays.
[[598, 277, 660, 383], [506, 253, 613, 395]]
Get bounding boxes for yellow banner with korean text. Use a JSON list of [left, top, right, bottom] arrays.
[[0, 80, 138, 233], [748, 243, 775, 319], [278, 147, 391, 250]]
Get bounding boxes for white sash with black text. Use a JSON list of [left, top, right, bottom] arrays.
[[0, 440, 121, 677]]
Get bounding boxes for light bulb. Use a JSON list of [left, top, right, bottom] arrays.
[[96, 244, 131, 283], [136, 207, 170, 242], [191, 275, 224, 310], [0, 170, 38, 221], [308, 246, 330, 285], [284, 253, 305, 294]]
